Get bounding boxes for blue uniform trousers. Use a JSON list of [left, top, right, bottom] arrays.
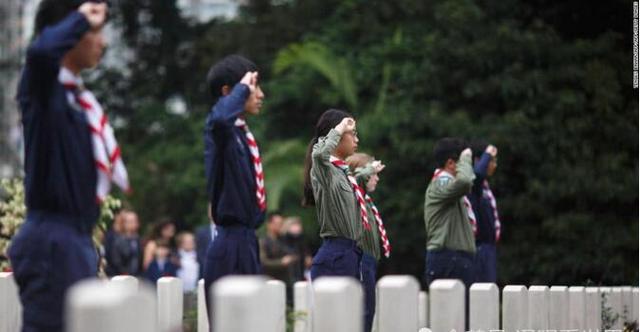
[[310, 237, 362, 280], [424, 249, 474, 330], [474, 243, 497, 283], [423, 248, 474, 287], [361, 253, 377, 332], [310, 237, 365, 331], [203, 224, 261, 325], [8, 211, 97, 332]]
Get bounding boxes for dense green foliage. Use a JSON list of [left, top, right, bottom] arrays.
[[94, 0, 637, 286]]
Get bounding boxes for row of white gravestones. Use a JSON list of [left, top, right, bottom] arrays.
[[67, 275, 184, 332], [437, 283, 640, 332], [303, 280, 638, 332], [505, 285, 599, 332], [2, 271, 640, 332], [499, 285, 640, 332], [199, 276, 363, 332], [290, 276, 423, 332], [74, 279, 640, 332], [131, 277, 640, 332]]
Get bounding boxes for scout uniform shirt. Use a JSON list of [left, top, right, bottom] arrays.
[[310, 129, 364, 241], [354, 164, 381, 260], [204, 84, 265, 229], [17, 12, 99, 228], [423, 153, 477, 254]]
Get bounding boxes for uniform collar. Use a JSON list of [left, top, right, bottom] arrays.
[[58, 67, 83, 88]]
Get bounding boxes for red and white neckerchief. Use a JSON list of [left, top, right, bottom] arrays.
[[364, 194, 391, 258], [59, 67, 130, 203], [234, 118, 267, 212], [329, 157, 372, 231], [482, 180, 501, 242], [432, 169, 477, 235]]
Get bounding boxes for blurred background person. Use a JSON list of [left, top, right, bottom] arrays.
[[259, 213, 296, 286], [109, 210, 142, 276], [104, 210, 125, 276], [142, 219, 177, 270], [144, 240, 178, 283], [177, 231, 199, 292], [281, 216, 312, 282]]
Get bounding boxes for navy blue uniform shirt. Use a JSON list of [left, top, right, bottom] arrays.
[[467, 152, 497, 244], [17, 12, 99, 229], [204, 84, 265, 229]]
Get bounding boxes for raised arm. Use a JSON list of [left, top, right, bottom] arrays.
[[26, 3, 106, 94], [471, 145, 497, 195], [354, 163, 375, 182], [473, 145, 497, 181], [311, 118, 355, 185], [209, 71, 257, 131], [312, 117, 354, 162], [354, 160, 384, 187], [429, 148, 476, 203]]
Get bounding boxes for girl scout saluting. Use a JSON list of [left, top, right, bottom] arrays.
[[302, 109, 368, 282], [346, 153, 391, 332]]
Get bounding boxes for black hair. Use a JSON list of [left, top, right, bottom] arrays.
[[433, 137, 467, 168], [470, 139, 488, 160], [34, 0, 108, 37], [302, 109, 353, 206], [206, 54, 258, 100]]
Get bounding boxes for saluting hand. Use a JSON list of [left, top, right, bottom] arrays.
[[371, 160, 386, 173], [78, 2, 108, 29], [485, 144, 498, 157], [334, 117, 356, 135], [460, 148, 472, 159], [240, 71, 259, 93]]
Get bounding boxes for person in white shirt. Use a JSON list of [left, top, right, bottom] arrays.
[[177, 232, 200, 292]]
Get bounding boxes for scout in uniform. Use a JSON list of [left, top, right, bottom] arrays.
[[302, 110, 366, 282], [202, 55, 266, 311], [8, 2, 130, 331], [347, 153, 391, 332]]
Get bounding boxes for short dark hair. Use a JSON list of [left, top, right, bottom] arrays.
[[470, 139, 488, 160], [433, 137, 467, 168], [34, 0, 107, 37], [206, 54, 258, 100]]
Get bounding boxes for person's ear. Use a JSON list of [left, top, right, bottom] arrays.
[[446, 158, 456, 168], [221, 85, 230, 96]]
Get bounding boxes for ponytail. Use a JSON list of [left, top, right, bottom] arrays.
[[302, 137, 319, 206]]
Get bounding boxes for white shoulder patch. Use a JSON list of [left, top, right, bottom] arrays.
[[437, 177, 451, 186]]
